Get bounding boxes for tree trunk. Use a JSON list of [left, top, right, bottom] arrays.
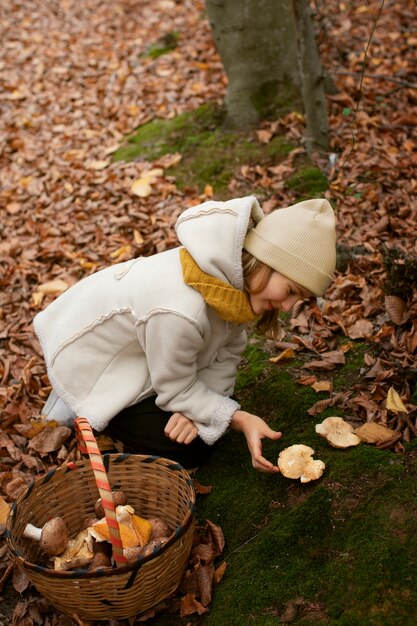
[[205, 0, 329, 151], [293, 0, 329, 151]]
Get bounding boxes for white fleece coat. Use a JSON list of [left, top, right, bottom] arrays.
[[33, 196, 264, 444]]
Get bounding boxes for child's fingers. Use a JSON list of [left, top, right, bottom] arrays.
[[253, 454, 280, 473], [164, 413, 198, 444]]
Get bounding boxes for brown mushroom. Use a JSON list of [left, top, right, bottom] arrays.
[[88, 552, 112, 571], [80, 515, 100, 531], [123, 545, 143, 562], [141, 537, 170, 558], [278, 444, 325, 483], [123, 536, 170, 562], [315, 416, 361, 448], [52, 528, 94, 571], [23, 517, 69, 556], [147, 517, 171, 540], [94, 490, 127, 518]]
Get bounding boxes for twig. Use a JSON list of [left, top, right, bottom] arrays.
[[337, 0, 386, 172], [335, 70, 417, 91], [218, 532, 260, 566]]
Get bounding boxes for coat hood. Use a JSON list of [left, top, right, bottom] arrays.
[[175, 196, 264, 290]]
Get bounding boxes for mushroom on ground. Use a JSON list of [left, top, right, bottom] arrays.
[[278, 444, 325, 483], [23, 517, 69, 556], [315, 416, 361, 448]]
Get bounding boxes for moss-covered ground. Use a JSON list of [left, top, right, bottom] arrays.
[[114, 109, 417, 625], [113, 102, 319, 199], [151, 338, 417, 626]]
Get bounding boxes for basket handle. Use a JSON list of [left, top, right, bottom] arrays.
[[74, 417, 127, 567]]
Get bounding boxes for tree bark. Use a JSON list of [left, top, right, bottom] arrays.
[[205, 0, 329, 152], [205, 0, 302, 127], [293, 0, 329, 151]]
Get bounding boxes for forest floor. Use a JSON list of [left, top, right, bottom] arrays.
[[1, 0, 417, 624]]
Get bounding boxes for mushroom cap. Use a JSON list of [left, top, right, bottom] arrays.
[[94, 490, 127, 518], [147, 517, 171, 540], [315, 416, 361, 448], [40, 517, 69, 556], [278, 444, 325, 483]]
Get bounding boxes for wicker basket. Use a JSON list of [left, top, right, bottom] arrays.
[[6, 417, 195, 620]]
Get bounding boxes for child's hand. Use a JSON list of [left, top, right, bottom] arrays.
[[230, 410, 282, 473], [164, 413, 199, 444]]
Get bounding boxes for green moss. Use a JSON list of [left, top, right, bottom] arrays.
[[285, 166, 329, 198], [113, 102, 294, 195], [250, 79, 303, 120], [142, 32, 179, 59], [149, 334, 417, 626]]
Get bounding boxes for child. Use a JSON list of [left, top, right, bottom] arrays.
[[33, 196, 336, 472]]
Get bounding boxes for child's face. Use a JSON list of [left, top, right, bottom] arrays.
[[248, 269, 311, 315]]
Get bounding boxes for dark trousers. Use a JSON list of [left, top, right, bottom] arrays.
[[105, 396, 215, 469]]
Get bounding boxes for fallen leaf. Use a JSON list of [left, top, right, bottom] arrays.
[[346, 319, 374, 339], [180, 593, 208, 617], [214, 561, 227, 584], [312, 380, 332, 393], [269, 348, 296, 363], [131, 178, 153, 197], [386, 387, 409, 414], [35, 279, 69, 295], [194, 481, 213, 495], [27, 425, 72, 456], [205, 520, 225, 556], [86, 160, 110, 170], [354, 422, 398, 444], [198, 563, 215, 606], [256, 129, 273, 143], [0, 495, 10, 528], [12, 564, 30, 593], [385, 295, 409, 325]]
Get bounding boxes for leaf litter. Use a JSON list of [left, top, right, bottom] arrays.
[[1, 0, 416, 622]]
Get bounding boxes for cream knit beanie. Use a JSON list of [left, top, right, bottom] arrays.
[[243, 198, 336, 296]]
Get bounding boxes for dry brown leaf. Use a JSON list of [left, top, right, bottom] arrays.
[[354, 422, 398, 444], [297, 375, 318, 386], [0, 495, 10, 527], [384, 295, 408, 325], [12, 564, 31, 594], [346, 319, 374, 339], [27, 425, 72, 456], [180, 593, 208, 617], [269, 348, 296, 363], [133, 229, 145, 245], [86, 160, 110, 170], [312, 380, 332, 393], [214, 561, 227, 584], [197, 563, 215, 606], [256, 129, 273, 143], [35, 278, 69, 295], [386, 387, 408, 414], [302, 359, 338, 371], [131, 178, 153, 197], [307, 398, 333, 415], [205, 520, 225, 555], [194, 481, 213, 495], [14, 418, 60, 439]]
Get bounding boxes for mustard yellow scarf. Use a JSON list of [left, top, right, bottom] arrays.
[[180, 248, 258, 324]]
